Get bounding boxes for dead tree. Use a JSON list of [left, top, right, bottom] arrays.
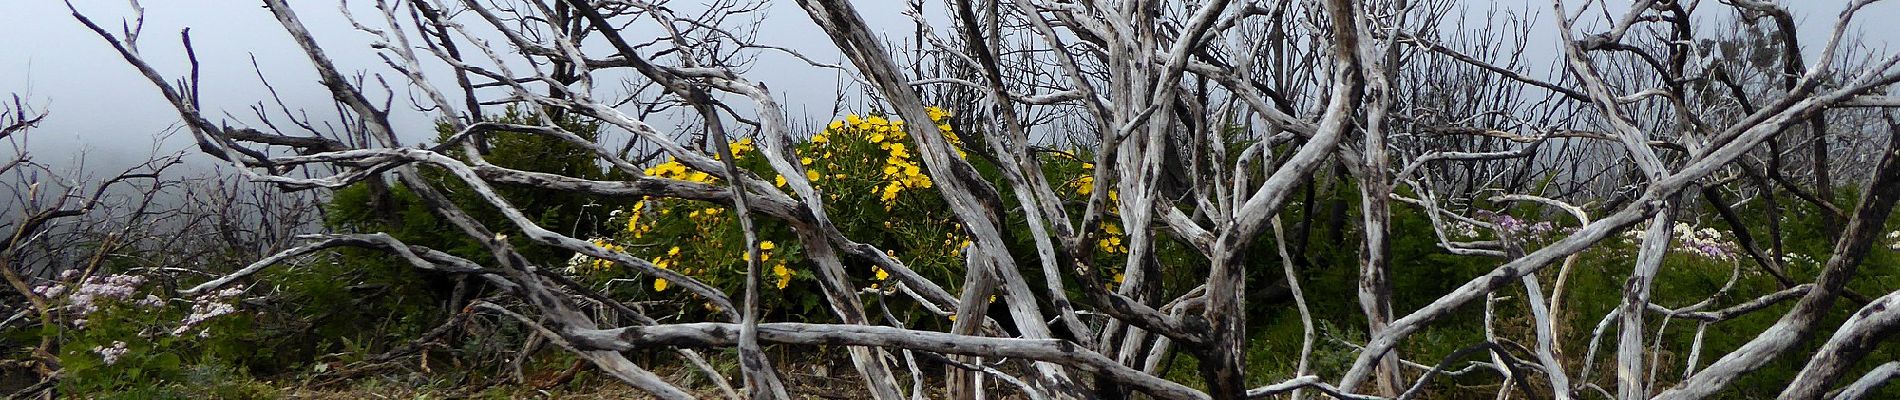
[[65, 0, 1900, 399], [0, 94, 189, 394]]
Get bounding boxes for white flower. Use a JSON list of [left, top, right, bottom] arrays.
[[173, 301, 238, 335], [31, 284, 64, 298], [209, 287, 244, 299], [61, 273, 149, 316], [93, 341, 128, 365]]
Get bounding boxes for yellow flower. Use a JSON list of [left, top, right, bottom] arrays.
[[654, 278, 669, 292], [873, 267, 889, 281], [801, 157, 814, 165], [646, 160, 689, 178], [883, 165, 899, 175], [775, 175, 787, 187], [880, 184, 902, 202], [806, 170, 820, 181], [729, 137, 755, 157], [813, 133, 830, 144], [759, 241, 776, 250], [773, 263, 792, 289], [667, 246, 681, 256], [1112, 272, 1125, 284], [870, 133, 886, 143], [847, 114, 863, 125], [1075, 176, 1096, 195]]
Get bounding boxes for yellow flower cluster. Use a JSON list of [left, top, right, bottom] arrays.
[[625, 200, 654, 238], [740, 240, 794, 289], [642, 138, 757, 184], [687, 206, 725, 221], [728, 137, 756, 157], [648, 246, 686, 292], [644, 158, 714, 183], [807, 107, 964, 206], [581, 238, 628, 272], [1068, 162, 1119, 202], [1097, 222, 1129, 254], [945, 235, 974, 257], [1072, 162, 1096, 195]]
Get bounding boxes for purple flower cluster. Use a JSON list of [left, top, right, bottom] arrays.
[[173, 287, 243, 337], [30, 284, 65, 298], [1475, 210, 1556, 240], [92, 341, 129, 365], [1678, 225, 1738, 262], [1622, 222, 1740, 262], [67, 274, 147, 317], [31, 270, 245, 338]]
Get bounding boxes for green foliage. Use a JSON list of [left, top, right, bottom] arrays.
[[48, 106, 625, 395], [43, 275, 267, 396]]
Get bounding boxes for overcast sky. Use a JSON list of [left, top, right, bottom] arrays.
[[0, 1, 922, 173], [2, 1, 1896, 174]]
